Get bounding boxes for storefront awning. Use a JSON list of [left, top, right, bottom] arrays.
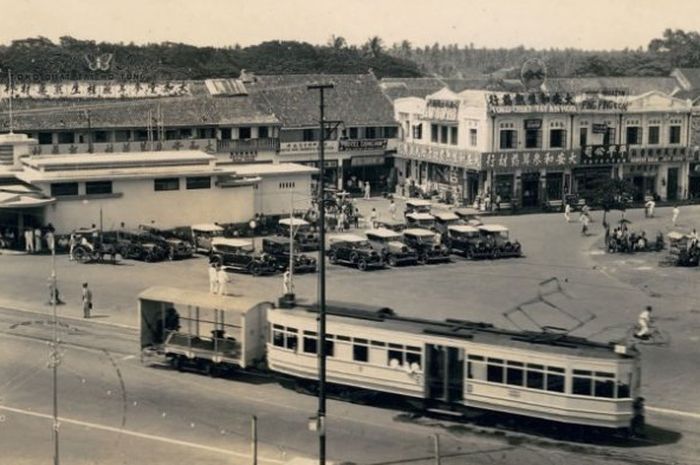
[[0, 186, 55, 209]]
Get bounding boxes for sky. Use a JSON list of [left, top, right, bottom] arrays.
[[1, 0, 700, 51]]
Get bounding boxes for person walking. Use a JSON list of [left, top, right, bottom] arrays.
[[45, 229, 55, 253], [564, 203, 571, 223], [364, 181, 371, 200], [370, 208, 378, 229], [388, 199, 397, 220], [634, 305, 653, 339], [353, 207, 360, 229], [34, 227, 43, 253], [645, 199, 655, 218], [338, 211, 346, 232], [68, 233, 76, 260], [81, 282, 92, 318], [208, 262, 219, 294], [283, 270, 293, 295], [580, 212, 590, 236], [672, 205, 680, 227], [217, 265, 231, 296]]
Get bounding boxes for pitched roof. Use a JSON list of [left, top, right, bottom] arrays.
[[380, 77, 448, 100], [543, 77, 680, 96], [247, 73, 396, 128], [0, 84, 279, 131], [673, 68, 700, 90]]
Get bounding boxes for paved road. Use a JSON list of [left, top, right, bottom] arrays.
[[1, 199, 699, 463]]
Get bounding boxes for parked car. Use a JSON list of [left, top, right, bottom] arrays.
[[432, 211, 462, 238], [404, 199, 432, 216], [453, 207, 483, 226], [327, 234, 385, 271], [262, 237, 317, 273], [402, 228, 451, 264], [102, 229, 171, 262], [478, 224, 523, 258], [365, 228, 418, 266], [444, 224, 492, 259], [210, 238, 278, 276], [277, 218, 319, 251], [191, 224, 225, 254], [405, 212, 436, 230], [373, 218, 407, 233], [138, 225, 194, 260]]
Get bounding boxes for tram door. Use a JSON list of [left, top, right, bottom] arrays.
[[426, 345, 464, 402]]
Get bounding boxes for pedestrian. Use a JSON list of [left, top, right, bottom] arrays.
[[34, 227, 43, 253], [364, 181, 371, 200], [338, 211, 346, 232], [24, 228, 34, 253], [217, 265, 231, 296], [564, 203, 571, 223], [495, 194, 502, 211], [69, 233, 76, 260], [634, 305, 653, 339], [81, 282, 92, 318], [672, 205, 680, 227], [645, 199, 655, 218], [388, 199, 397, 220], [283, 270, 293, 295], [580, 213, 590, 236], [208, 262, 219, 294], [370, 207, 378, 229], [45, 229, 55, 253], [353, 207, 360, 229]]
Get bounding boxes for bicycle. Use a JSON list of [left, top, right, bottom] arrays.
[[625, 324, 671, 347]]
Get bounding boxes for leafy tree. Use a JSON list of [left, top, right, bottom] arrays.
[[589, 178, 637, 227]]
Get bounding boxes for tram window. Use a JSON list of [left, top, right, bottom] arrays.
[[353, 343, 368, 362], [286, 333, 298, 351], [617, 382, 630, 399], [506, 367, 523, 386], [325, 340, 335, 357], [406, 352, 421, 370], [273, 329, 285, 348], [595, 379, 615, 398], [336, 335, 350, 341], [573, 376, 592, 396], [546, 373, 565, 392], [303, 337, 317, 354], [527, 363, 543, 370], [526, 369, 544, 389], [304, 330, 317, 336], [371, 341, 386, 347], [487, 364, 504, 383], [388, 349, 404, 367]]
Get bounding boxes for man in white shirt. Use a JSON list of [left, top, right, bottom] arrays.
[[635, 306, 652, 339], [564, 203, 571, 223], [208, 263, 219, 294], [217, 266, 231, 296]]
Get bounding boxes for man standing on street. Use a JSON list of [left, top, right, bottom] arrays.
[[388, 199, 397, 220], [82, 282, 92, 318], [370, 208, 378, 229], [672, 205, 680, 227], [364, 181, 371, 200], [217, 265, 231, 296], [208, 262, 219, 294], [24, 228, 34, 253], [564, 203, 571, 223]]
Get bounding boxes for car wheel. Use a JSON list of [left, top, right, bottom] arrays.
[[465, 249, 473, 260], [418, 254, 427, 265], [357, 259, 368, 271], [388, 256, 398, 267], [249, 264, 261, 276], [329, 252, 338, 264], [74, 246, 91, 264]]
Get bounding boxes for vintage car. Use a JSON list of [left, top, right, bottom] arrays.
[[262, 237, 317, 273], [402, 228, 451, 264], [277, 218, 320, 251], [432, 210, 462, 237], [444, 224, 492, 259], [210, 238, 278, 276], [191, 224, 225, 254], [373, 218, 406, 233], [70, 228, 121, 264], [365, 228, 418, 266], [405, 212, 436, 230], [666, 231, 700, 267], [404, 199, 432, 216], [101, 229, 171, 262], [478, 224, 523, 258], [327, 234, 385, 271], [138, 225, 194, 260], [453, 207, 483, 226]]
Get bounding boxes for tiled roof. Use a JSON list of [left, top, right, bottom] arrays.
[[248, 73, 397, 128], [0, 87, 278, 131], [380, 77, 447, 101], [674, 68, 700, 90], [543, 77, 680, 96]]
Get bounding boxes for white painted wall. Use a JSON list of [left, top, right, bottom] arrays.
[[252, 173, 313, 216], [40, 177, 255, 233]]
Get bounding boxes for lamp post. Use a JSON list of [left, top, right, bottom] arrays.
[[308, 83, 333, 465], [49, 229, 60, 465]]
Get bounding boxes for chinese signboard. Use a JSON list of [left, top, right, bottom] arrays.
[[350, 155, 385, 167], [580, 144, 630, 165], [628, 146, 691, 163], [280, 141, 338, 154], [482, 150, 579, 172], [338, 139, 388, 152], [0, 81, 190, 100], [524, 119, 542, 130], [399, 142, 481, 169], [487, 93, 577, 114], [425, 99, 459, 120], [577, 98, 628, 112], [230, 152, 258, 164], [592, 123, 608, 134]]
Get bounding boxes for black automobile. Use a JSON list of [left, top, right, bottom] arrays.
[[373, 218, 407, 233], [277, 218, 319, 251], [405, 212, 436, 231], [138, 225, 194, 260], [402, 228, 451, 264], [432, 211, 462, 238], [328, 234, 385, 271], [365, 228, 418, 266], [210, 238, 278, 276], [262, 237, 317, 273], [444, 225, 492, 259], [102, 229, 170, 262], [478, 224, 523, 258]]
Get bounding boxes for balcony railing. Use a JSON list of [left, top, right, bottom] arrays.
[[217, 138, 280, 153]]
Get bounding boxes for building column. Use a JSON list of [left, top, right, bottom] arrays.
[[514, 169, 522, 206]]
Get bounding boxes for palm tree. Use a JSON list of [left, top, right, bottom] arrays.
[[327, 35, 347, 50], [364, 36, 384, 58]]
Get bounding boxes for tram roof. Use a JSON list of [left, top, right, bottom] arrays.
[[139, 286, 271, 315], [281, 301, 634, 360]]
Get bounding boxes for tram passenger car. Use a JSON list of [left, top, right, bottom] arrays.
[[267, 302, 642, 432]]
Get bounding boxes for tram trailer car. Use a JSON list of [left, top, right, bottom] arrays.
[[139, 287, 642, 433]]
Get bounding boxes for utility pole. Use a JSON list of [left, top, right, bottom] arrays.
[[433, 433, 441, 465], [50, 232, 60, 465], [251, 415, 258, 465], [308, 82, 333, 465], [288, 191, 294, 295]]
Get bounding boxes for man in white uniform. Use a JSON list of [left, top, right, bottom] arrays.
[[635, 306, 652, 339], [208, 263, 219, 294], [217, 265, 231, 296]]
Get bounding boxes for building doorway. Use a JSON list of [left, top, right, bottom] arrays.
[[426, 345, 464, 403], [521, 172, 540, 208], [667, 168, 679, 201]]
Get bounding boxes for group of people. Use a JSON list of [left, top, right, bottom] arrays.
[[0, 225, 56, 253], [208, 262, 234, 296], [606, 226, 661, 253]]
